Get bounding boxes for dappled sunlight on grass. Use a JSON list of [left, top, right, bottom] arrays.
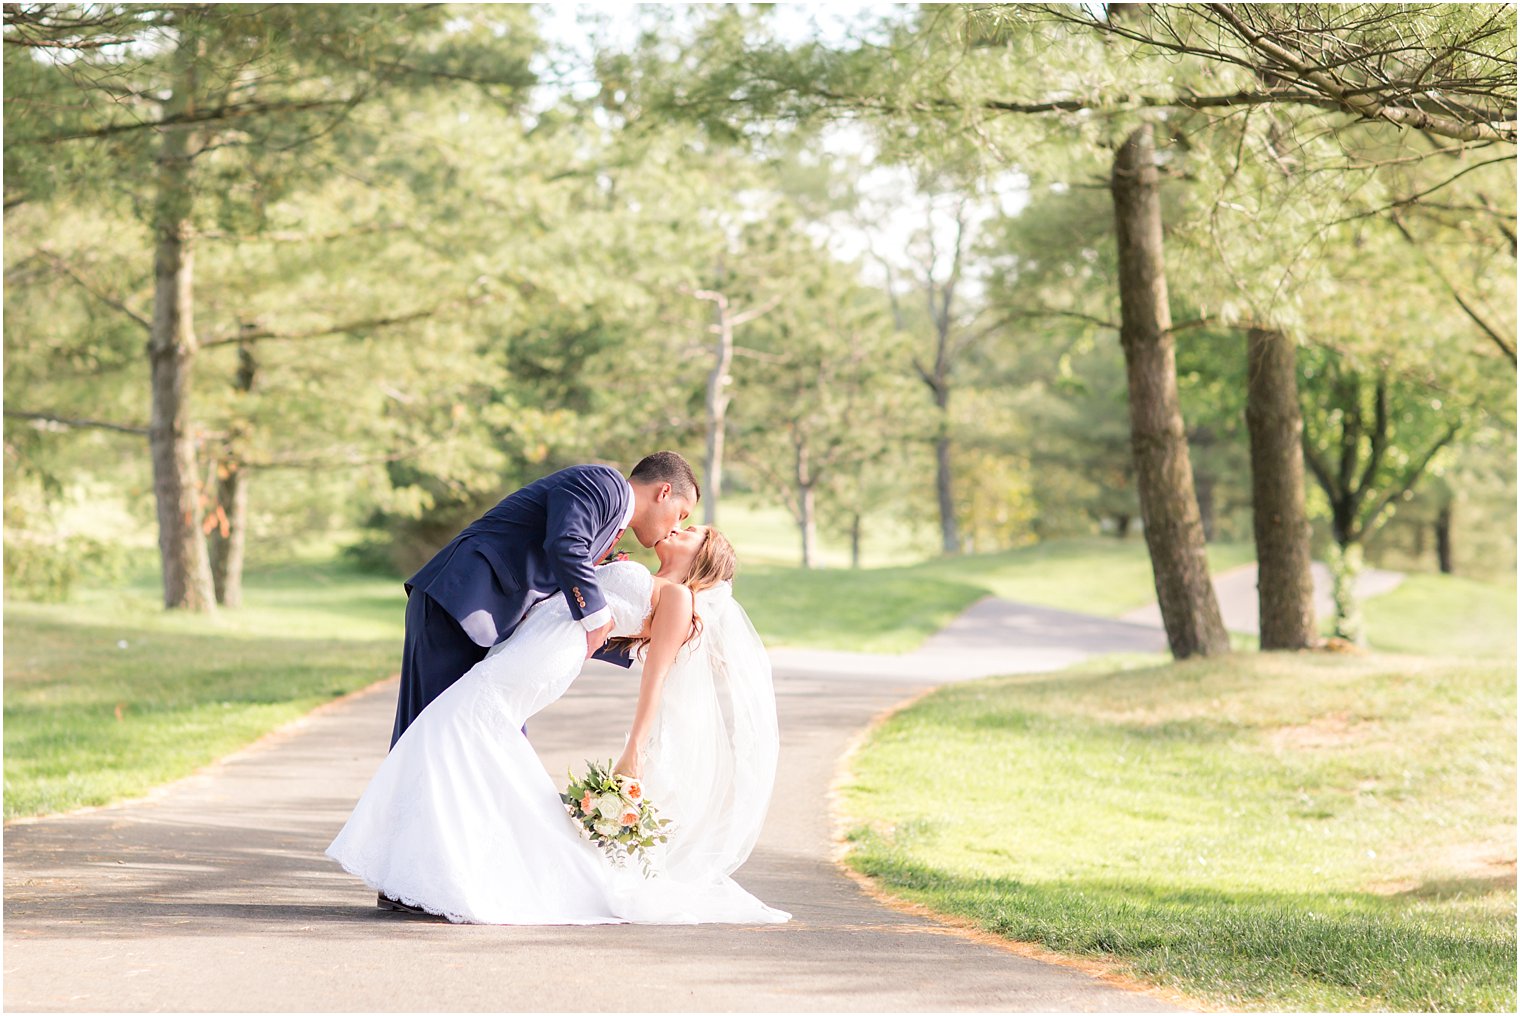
[[838, 652, 1516, 1010], [845, 852, 1515, 1012]]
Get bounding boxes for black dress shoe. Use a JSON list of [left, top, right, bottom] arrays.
[[377, 892, 428, 915]]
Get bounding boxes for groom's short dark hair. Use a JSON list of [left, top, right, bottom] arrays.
[[630, 451, 700, 502]]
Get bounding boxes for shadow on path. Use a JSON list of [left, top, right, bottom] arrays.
[[6, 607, 1182, 1012]]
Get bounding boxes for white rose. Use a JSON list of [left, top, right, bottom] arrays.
[[593, 820, 621, 838], [594, 794, 624, 819]]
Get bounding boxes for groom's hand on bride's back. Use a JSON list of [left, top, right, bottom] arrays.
[[585, 619, 614, 659]]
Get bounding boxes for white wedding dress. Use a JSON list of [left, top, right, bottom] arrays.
[[326, 560, 789, 925]]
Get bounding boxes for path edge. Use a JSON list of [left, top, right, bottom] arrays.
[[4, 673, 398, 828], [825, 682, 1212, 1014]]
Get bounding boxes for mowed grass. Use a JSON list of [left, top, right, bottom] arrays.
[[4, 558, 405, 820], [836, 652, 1517, 1011], [733, 536, 1255, 653], [1360, 572, 1517, 658]]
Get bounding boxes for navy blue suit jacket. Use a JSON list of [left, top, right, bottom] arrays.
[[407, 464, 633, 648], [392, 464, 634, 744]]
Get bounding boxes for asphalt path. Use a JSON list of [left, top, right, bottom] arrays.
[[1120, 561, 1405, 634], [5, 601, 1182, 1013]]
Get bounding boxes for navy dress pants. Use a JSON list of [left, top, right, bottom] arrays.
[[390, 590, 488, 748]]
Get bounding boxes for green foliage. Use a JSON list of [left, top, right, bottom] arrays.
[[560, 759, 671, 874], [3, 526, 130, 603], [4, 4, 1510, 614], [839, 652, 1517, 1010]]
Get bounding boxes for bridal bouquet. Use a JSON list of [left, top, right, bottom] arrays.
[[561, 759, 671, 874]]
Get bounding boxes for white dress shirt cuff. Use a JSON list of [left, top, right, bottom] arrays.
[[580, 605, 612, 632]]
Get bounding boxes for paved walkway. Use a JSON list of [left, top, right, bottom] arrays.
[[1120, 561, 1405, 634], [4, 603, 1180, 1013]]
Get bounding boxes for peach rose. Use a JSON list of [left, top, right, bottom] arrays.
[[624, 780, 643, 801], [580, 792, 594, 814], [619, 810, 639, 827]]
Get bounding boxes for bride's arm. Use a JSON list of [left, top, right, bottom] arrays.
[[613, 581, 693, 779]]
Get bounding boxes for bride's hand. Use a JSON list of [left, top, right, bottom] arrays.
[[613, 748, 642, 781]]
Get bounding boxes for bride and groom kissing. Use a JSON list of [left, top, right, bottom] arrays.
[[326, 451, 789, 925]]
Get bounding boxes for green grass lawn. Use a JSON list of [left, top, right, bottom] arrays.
[[8, 519, 1507, 823], [1360, 572, 1517, 658], [734, 536, 1255, 653], [836, 651, 1517, 1011], [4, 558, 405, 820]]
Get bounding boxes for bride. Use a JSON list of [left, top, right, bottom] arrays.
[[326, 525, 789, 925]]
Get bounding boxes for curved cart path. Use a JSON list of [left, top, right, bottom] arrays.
[[5, 601, 1182, 1013], [1120, 560, 1404, 634]]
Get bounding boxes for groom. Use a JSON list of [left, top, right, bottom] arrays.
[[389, 451, 700, 748]]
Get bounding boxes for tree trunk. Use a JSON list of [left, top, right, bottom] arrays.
[[1327, 540, 1365, 644], [1189, 424, 1217, 541], [1115, 513, 1132, 538], [1194, 468, 1217, 541], [799, 484, 817, 570], [149, 34, 216, 612], [790, 431, 826, 571], [702, 288, 732, 527], [933, 386, 959, 554], [1245, 327, 1317, 649], [209, 455, 247, 607], [1435, 501, 1454, 574], [210, 341, 255, 607], [1110, 124, 1228, 659], [849, 511, 863, 569], [794, 434, 818, 569]]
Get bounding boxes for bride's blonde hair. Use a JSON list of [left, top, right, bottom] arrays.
[[611, 527, 736, 660]]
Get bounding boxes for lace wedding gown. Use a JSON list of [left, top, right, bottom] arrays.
[[326, 560, 789, 925]]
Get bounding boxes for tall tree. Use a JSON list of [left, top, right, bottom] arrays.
[[736, 251, 908, 569], [855, 169, 1015, 555], [1245, 328, 1316, 648], [4, 4, 536, 608], [1298, 347, 1473, 642], [1111, 125, 1230, 658], [691, 275, 779, 527]]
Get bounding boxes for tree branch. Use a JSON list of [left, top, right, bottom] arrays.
[[5, 409, 148, 436], [727, 292, 783, 328], [1204, 3, 1517, 143], [1354, 375, 1389, 498], [37, 249, 152, 331], [12, 97, 358, 145], [200, 298, 482, 349], [1360, 423, 1462, 534], [1388, 212, 1517, 367], [1300, 428, 1338, 500]]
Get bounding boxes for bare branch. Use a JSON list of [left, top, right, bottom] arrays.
[[1388, 212, 1517, 367], [37, 249, 152, 331], [12, 97, 358, 145], [200, 297, 485, 349], [5, 409, 148, 436], [727, 292, 783, 328]]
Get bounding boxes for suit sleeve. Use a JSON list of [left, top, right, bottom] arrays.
[[542, 467, 621, 627]]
